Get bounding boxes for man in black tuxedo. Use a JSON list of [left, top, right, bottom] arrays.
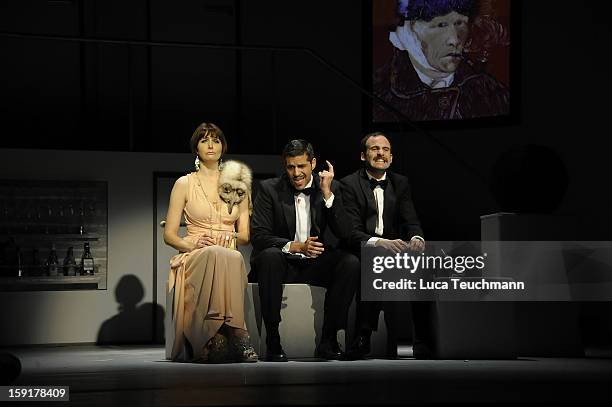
[[341, 132, 432, 359], [250, 139, 360, 362]]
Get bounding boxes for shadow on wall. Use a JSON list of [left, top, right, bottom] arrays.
[[97, 274, 164, 345]]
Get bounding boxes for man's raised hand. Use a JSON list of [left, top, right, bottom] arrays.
[[318, 160, 334, 199]]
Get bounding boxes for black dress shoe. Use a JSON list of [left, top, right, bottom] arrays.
[[384, 349, 399, 360], [316, 339, 344, 360], [264, 326, 288, 362], [264, 344, 288, 362], [385, 336, 398, 359], [344, 334, 371, 360], [412, 341, 434, 360], [264, 350, 288, 362]]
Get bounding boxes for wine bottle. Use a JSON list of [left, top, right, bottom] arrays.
[[63, 246, 77, 276], [47, 245, 59, 276], [81, 242, 94, 276]]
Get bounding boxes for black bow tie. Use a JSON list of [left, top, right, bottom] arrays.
[[369, 178, 388, 190], [294, 186, 314, 196]]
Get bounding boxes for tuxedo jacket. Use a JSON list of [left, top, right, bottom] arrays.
[[340, 168, 423, 254], [250, 173, 351, 262]]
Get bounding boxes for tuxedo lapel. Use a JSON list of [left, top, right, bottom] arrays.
[[280, 178, 296, 239], [383, 176, 397, 238], [358, 169, 378, 235], [310, 175, 322, 237]]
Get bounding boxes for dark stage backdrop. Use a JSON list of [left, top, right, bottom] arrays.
[[0, 0, 363, 164]]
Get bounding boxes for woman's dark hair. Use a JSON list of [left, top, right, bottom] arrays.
[[282, 139, 315, 162], [189, 122, 228, 156]]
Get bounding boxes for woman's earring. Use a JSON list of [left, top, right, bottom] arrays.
[[195, 156, 200, 171], [218, 158, 224, 170]]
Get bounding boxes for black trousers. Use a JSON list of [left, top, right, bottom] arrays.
[[251, 247, 360, 340], [355, 293, 435, 350], [356, 300, 398, 333]]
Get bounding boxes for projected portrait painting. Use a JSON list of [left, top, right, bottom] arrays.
[[371, 0, 513, 124]]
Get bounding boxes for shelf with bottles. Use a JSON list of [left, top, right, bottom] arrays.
[[0, 263, 102, 275], [0, 179, 107, 291], [1, 205, 103, 230], [0, 274, 103, 292], [1, 240, 105, 283], [1, 219, 104, 235], [0, 265, 105, 291], [4, 233, 101, 241]]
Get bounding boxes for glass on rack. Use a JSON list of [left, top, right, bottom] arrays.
[[16, 246, 23, 278], [78, 201, 85, 235]]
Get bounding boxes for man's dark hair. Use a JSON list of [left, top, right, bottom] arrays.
[[360, 131, 391, 155], [398, 0, 479, 23], [282, 139, 315, 162]]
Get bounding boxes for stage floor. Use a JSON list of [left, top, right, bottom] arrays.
[[4, 345, 612, 406]]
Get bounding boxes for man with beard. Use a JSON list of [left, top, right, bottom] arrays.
[[250, 139, 360, 361], [373, 0, 509, 122], [341, 132, 433, 359]]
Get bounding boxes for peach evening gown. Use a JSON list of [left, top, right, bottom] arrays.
[[166, 172, 248, 362]]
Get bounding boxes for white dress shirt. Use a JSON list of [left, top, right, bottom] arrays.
[[365, 171, 423, 247], [282, 177, 335, 256]]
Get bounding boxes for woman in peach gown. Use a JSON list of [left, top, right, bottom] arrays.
[[163, 122, 257, 363]]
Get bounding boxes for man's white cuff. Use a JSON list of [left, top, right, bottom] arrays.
[[324, 193, 335, 208], [366, 237, 380, 247]]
